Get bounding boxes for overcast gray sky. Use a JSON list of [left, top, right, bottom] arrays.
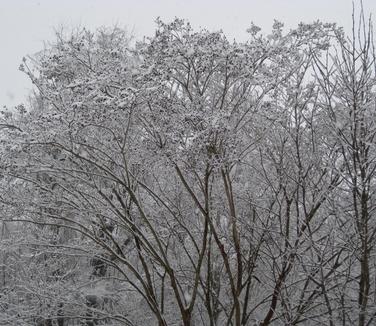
[[1, 0, 375, 108]]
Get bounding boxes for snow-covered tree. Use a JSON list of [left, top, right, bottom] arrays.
[[1, 14, 375, 326]]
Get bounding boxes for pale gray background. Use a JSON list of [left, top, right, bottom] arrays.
[[1, 0, 375, 108]]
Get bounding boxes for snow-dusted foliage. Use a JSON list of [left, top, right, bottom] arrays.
[[1, 16, 376, 326]]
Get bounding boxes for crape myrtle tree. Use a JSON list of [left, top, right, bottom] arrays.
[[134, 19, 341, 326], [0, 16, 374, 326]]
